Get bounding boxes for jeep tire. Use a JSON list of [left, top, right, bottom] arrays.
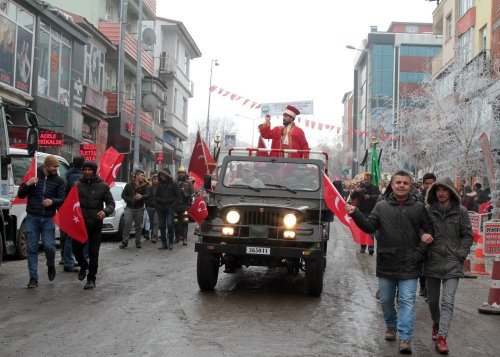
[[197, 252, 220, 291], [305, 258, 324, 297]]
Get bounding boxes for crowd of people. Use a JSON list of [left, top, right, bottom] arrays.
[[19, 156, 194, 291]]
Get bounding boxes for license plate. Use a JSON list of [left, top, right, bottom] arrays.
[[245, 246, 270, 255]]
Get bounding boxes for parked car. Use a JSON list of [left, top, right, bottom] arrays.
[[102, 182, 127, 240]]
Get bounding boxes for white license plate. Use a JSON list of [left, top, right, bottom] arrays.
[[245, 246, 270, 255]]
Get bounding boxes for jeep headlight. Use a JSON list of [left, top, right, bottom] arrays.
[[226, 210, 240, 224], [283, 213, 297, 228]]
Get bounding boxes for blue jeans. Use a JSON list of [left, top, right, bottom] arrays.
[[378, 277, 418, 341], [26, 214, 56, 280], [60, 231, 75, 268], [157, 207, 174, 246]]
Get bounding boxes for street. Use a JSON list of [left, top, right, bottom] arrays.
[[0, 221, 498, 357]]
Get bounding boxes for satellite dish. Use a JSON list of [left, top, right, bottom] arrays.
[[142, 28, 156, 46], [142, 93, 157, 112]]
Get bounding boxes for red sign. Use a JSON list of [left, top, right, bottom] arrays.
[[483, 221, 500, 256], [125, 122, 152, 143], [80, 144, 97, 162], [468, 212, 481, 233], [39, 130, 64, 148], [156, 152, 164, 164]]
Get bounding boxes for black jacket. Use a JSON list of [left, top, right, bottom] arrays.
[[350, 193, 433, 279], [65, 167, 83, 194], [355, 183, 381, 214], [145, 184, 158, 209], [76, 175, 115, 228], [122, 181, 149, 209], [17, 166, 65, 217], [155, 170, 181, 210], [424, 180, 473, 279]]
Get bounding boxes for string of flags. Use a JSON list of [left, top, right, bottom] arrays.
[[210, 85, 261, 109]]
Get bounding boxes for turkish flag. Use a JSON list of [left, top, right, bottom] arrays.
[[188, 131, 216, 181], [52, 185, 88, 243], [188, 195, 208, 224], [257, 136, 269, 157], [478, 201, 491, 214], [190, 172, 204, 191], [98, 147, 124, 187], [322, 173, 373, 246], [13, 156, 37, 205]]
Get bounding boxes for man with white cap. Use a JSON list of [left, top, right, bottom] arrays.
[[258, 105, 309, 158]]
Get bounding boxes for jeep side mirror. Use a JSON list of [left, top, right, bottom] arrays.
[[27, 127, 39, 157], [204, 174, 212, 190]]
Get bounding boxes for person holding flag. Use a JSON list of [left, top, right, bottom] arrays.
[[345, 170, 434, 354], [73, 161, 115, 290], [17, 155, 65, 289]]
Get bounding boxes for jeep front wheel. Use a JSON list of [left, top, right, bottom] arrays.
[[197, 252, 220, 291], [305, 259, 324, 297]]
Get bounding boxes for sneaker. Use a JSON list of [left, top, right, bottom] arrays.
[[84, 280, 96, 290], [27, 278, 38, 289], [63, 266, 79, 272], [399, 339, 412, 354], [48, 266, 56, 281], [432, 324, 439, 340], [119, 241, 128, 249], [78, 268, 87, 281], [385, 327, 397, 341], [435, 336, 449, 354]]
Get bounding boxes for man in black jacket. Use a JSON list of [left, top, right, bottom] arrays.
[[73, 161, 115, 290], [17, 155, 65, 289], [346, 170, 433, 354], [155, 170, 181, 250], [353, 172, 380, 254], [60, 156, 84, 272]]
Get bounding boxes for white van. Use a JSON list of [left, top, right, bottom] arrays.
[[9, 148, 69, 259]]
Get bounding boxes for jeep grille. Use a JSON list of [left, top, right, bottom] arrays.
[[242, 210, 280, 226]]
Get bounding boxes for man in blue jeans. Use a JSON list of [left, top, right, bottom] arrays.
[[17, 155, 65, 289], [346, 170, 433, 354]]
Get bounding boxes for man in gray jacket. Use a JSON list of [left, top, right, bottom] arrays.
[[424, 177, 473, 354], [346, 170, 433, 354]]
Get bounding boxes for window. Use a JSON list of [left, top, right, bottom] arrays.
[[37, 22, 72, 105], [405, 25, 418, 33], [84, 43, 105, 92], [104, 1, 112, 21], [480, 25, 487, 51], [458, 29, 472, 66], [182, 97, 187, 121], [459, 0, 474, 18], [446, 14, 452, 40]]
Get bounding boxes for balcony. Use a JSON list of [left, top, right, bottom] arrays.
[[104, 92, 152, 127], [159, 59, 194, 97], [164, 113, 188, 141], [98, 21, 154, 75], [144, 0, 156, 17]]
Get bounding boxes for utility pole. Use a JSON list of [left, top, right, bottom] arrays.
[[118, 0, 127, 116], [133, 0, 143, 170]]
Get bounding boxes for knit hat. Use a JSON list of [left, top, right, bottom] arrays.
[[82, 161, 98, 173], [72, 156, 85, 169], [44, 155, 59, 168]]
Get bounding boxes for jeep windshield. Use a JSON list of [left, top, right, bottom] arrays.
[[222, 160, 320, 191]]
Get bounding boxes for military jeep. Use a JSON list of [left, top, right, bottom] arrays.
[[194, 148, 333, 296]]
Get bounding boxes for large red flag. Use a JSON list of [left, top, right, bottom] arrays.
[[190, 171, 204, 191], [188, 195, 208, 224], [52, 185, 88, 243], [188, 131, 216, 182], [13, 156, 37, 205], [98, 147, 124, 187], [478, 201, 491, 214], [322, 173, 373, 245], [257, 136, 269, 157]]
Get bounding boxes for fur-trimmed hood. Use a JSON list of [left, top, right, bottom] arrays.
[[425, 177, 461, 206]]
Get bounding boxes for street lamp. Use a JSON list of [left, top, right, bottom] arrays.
[[346, 45, 368, 53], [213, 134, 221, 161], [206, 59, 219, 145], [235, 113, 261, 146]]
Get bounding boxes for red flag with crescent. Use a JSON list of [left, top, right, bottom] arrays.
[[13, 156, 37, 205], [52, 185, 88, 243], [98, 147, 124, 187], [188, 195, 208, 224], [322, 173, 373, 245], [188, 131, 216, 181]]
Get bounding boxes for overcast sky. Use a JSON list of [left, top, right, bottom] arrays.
[[157, 0, 438, 147]]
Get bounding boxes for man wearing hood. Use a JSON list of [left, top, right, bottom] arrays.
[[18, 155, 65, 289], [155, 170, 181, 250], [73, 161, 115, 290], [424, 177, 473, 354]]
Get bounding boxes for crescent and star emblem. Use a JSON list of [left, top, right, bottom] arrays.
[[72, 202, 80, 224], [111, 163, 122, 178], [197, 201, 207, 212]]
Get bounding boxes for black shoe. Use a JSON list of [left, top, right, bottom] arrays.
[[84, 280, 95, 290], [64, 266, 79, 272], [182, 240, 187, 246], [136, 243, 142, 248], [168, 245, 173, 250], [78, 268, 86, 281], [158, 244, 168, 250], [359, 249, 366, 254], [119, 241, 128, 249], [27, 278, 38, 289], [369, 250, 374, 255], [48, 266, 56, 281], [58, 259, 64, 265]]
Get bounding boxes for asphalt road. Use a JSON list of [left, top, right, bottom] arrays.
[[0, 221, 498, 356]]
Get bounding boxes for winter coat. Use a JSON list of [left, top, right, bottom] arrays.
[[65, 167, 83, 194], [77, 175, 115, 229], [354, 183, 381, 214], [122, 180, 149, 209], [17, 166, 65, 217], [350, 193, 433, 279], [155, 170, 181, 210], [145, 184, 158, 209], [175, 178, 194, 212], [424, 179, 473, 279]]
